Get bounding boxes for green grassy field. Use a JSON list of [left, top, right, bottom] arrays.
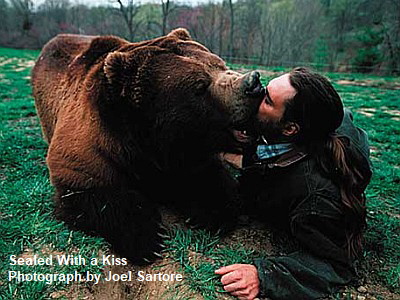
[[0, 48, 399, 299]]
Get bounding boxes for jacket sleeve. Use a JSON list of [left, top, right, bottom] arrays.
[[254, 211, 354, 300]]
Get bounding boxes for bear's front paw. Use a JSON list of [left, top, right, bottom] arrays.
[[114, 220, 170, 266]]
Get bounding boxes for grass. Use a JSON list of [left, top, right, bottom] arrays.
[[0, 48, 105, 300], [330, 76, 400, 292], [164, 228, 254, 299], [0, 48, 399, 299]]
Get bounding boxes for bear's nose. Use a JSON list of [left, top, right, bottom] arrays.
[[243, 71, 263, 96]]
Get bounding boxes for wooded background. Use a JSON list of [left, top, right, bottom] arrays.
[[0, 0, 399, 74]]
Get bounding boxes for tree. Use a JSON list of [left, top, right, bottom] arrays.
[[0, 0, 9, 32], [40, 0, 71, 32], [382, 0, 400, 73], [10, 0, 34, 33], [161, 0, 170, 35], [114, 0, 142, 41], [226, 0, 235, 58], [235, 0, 263, 60], [140, 3, 161, 39], [352, 27, 383, 72], [258, 0, 322, 66], [192, 2, 226, 54], [325, 0, 359, 67]]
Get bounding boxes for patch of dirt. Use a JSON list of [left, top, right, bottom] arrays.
[[130, 260, 202, 299], [7, 115, 40, 130], [49, 284, 94, 300], [370, 146, 378, 154], [259, 70, 282, 78], [340, 284, 400, 300], [381, 107, 400, 121], [49, 258, 203, 300], [220, 221, 274, 255], [0, 57, 35, 71], [232, 68, 282, 78], [17, 247, 66, 260], [336, 79, 400, 90], [357, 107, 400, 121], [0, 167, 7, 181], [0, 78, 11, 85], [384, 109, 400, 117], [9, 58, 35, 71], [0, 58, 16, 67], [45, 209, 399, 300], [357, 108, 377, 117]]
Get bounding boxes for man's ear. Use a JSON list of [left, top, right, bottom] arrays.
[[282, 122, 300, 137]]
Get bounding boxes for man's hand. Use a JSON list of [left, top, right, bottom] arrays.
[[215, 264, 260, 300]]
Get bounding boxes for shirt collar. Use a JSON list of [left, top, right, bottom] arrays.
[[256, 143, 294, 161], [254, 136, 307, 168]]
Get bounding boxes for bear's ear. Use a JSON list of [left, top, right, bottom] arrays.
[[104, 51, 131, 98], [84, 36, 127, 63], [104, 46, 167, 107], [167, 28, 192, 41]]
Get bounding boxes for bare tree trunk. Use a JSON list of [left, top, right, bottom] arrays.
[[218, 3, 227, 56], [259, 32, 265, 65], [228, 0, 234, 59], [385, 0, 400, 73], [197, 3, 221, 53], [10, 0, 33, 34], [116, 0, 140, 41], [161, 0, 170, 35]]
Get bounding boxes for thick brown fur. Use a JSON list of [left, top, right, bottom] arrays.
[[32, 28, 264, 264]]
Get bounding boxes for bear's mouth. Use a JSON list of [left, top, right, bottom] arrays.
[[231, 88, 265, 145], [233, 129, 250, 143]]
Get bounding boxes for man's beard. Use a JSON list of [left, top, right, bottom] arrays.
[[250, 118, 286, 143]]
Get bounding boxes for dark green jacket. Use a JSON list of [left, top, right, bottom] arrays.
[[241, 109, 372, 300]]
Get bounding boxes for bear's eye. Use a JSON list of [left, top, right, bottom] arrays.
[[194, 80, 209, 95]]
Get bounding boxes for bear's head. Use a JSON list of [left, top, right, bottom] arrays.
[[101, 28, 265, 154]]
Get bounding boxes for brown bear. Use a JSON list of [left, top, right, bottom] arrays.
[[32, 28, 265, 264]]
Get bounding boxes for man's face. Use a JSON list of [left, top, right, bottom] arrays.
[[254, 73, 297, 140]]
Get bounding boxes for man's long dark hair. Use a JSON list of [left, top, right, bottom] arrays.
[[284, 67, 370, 258]]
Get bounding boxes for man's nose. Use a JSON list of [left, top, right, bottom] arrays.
[[243, 71, 263, 96]]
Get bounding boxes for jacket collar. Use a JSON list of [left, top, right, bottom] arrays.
[[266, 147, 308, 168]]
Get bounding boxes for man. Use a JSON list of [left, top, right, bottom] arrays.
[[215, 68, 372, 300]]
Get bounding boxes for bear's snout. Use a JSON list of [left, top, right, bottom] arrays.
[[243, 71, 264, 97]]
